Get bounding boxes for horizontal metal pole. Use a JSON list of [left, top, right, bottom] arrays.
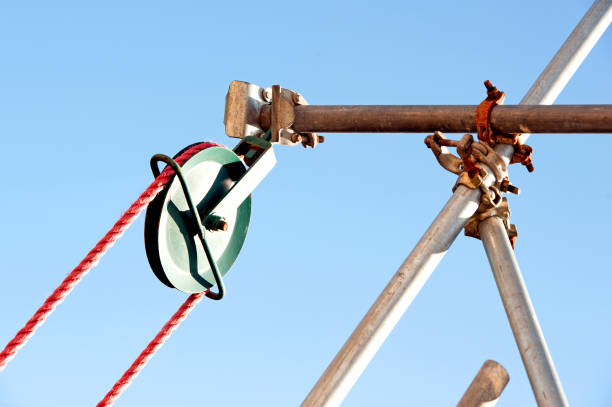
[[274, 104, 612, 134]]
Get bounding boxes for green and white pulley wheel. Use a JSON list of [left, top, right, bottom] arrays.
[[145, 144, 251, 293]]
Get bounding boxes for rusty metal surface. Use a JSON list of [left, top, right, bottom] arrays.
[[238, 79, 612, 136], [464, 198, 517, 249], [425, 132, 508, 185], [474, 81, 535, 172], [476, 80, 506, 145], [283, 104, 612, 134], [224, 81, 269, 140], [456, 360, 510, 407], [424, 128, 518, 248], [226, 83, 323, 148], [424, 131, 464, 174]]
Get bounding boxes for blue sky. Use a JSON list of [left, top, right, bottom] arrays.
[[0, 1, 611, 406]]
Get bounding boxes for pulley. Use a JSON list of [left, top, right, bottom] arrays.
[[144, 138, 276, 295]]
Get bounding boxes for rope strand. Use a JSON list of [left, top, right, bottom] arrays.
[[0, 142, 217, 372], [97, 292, 205, 406]]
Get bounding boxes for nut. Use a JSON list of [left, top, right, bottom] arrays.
[[292, 93, 305, 105], [261, 88, 272, 102]]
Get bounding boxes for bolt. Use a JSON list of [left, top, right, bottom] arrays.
[[317, 135, 325, 143], [291, 133, 302, 143], [205, 216, 229, 232], [301, 134, 314, 148], [500, 178, 520, 195], [292, 93, 305, 105], [507, 185, 521, 195]]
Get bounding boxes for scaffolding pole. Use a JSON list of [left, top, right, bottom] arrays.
[[300, 1, 612, 406]]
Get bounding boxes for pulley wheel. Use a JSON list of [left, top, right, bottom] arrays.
[[144, 144, 251, 293]]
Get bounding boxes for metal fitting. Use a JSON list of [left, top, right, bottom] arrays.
[[292, 92, 306, 105], [261, 88, 272, 103], [205, 215, 229, 232], [425, 131, 463, 175], [464, 197, 517, 247], [453, 170, 485, 191], [291, 132, 302, 143], [500, 177, 520, 195], [301, 133, 324, 148]]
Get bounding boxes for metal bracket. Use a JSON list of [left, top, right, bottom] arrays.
[[211, 134, 277, 216], [426, 129, 520, 248], [224, 80, 324, 148], [427, 130, 520, 196], [424, 131, 464, 174], [476, 80, 506, 146], [464, 197, 518, 248], [224, 81, 270, 141], [453, 170, 486, 191]]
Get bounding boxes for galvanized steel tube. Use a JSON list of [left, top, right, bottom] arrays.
[[300, 184, 486, 407], [479, 219, 568, 407]]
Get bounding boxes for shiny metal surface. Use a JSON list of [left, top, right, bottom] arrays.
[[479, 218, 568, 407], [301, 185, 482, 407]]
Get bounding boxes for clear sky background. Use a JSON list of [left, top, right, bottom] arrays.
[[0, 1, 611, 406]]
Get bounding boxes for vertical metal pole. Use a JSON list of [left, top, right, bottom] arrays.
[[301, 2, 612, 406], [479, 1, 612, 406]]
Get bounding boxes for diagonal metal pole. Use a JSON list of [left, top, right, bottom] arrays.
[[300, 1, 612, 406], [479, 221, 564, 406], [479, 1, 612, 406]]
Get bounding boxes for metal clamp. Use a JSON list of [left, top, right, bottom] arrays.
[[224, 80, 324, 148], [150, 154, 226, 300], [464, 197, 518, 248], [426, 130, 520, 195], [268, 85, 324, 147], [426, 129, 520, 248], [476, 80, 506, 146], [476, 80, 535, 172]]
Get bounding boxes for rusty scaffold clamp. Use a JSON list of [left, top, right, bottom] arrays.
[[424, 81, 531, 248], [476, 80, 534, 172], [425, 131, 519, 248], [264, 85, 325, 148]]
